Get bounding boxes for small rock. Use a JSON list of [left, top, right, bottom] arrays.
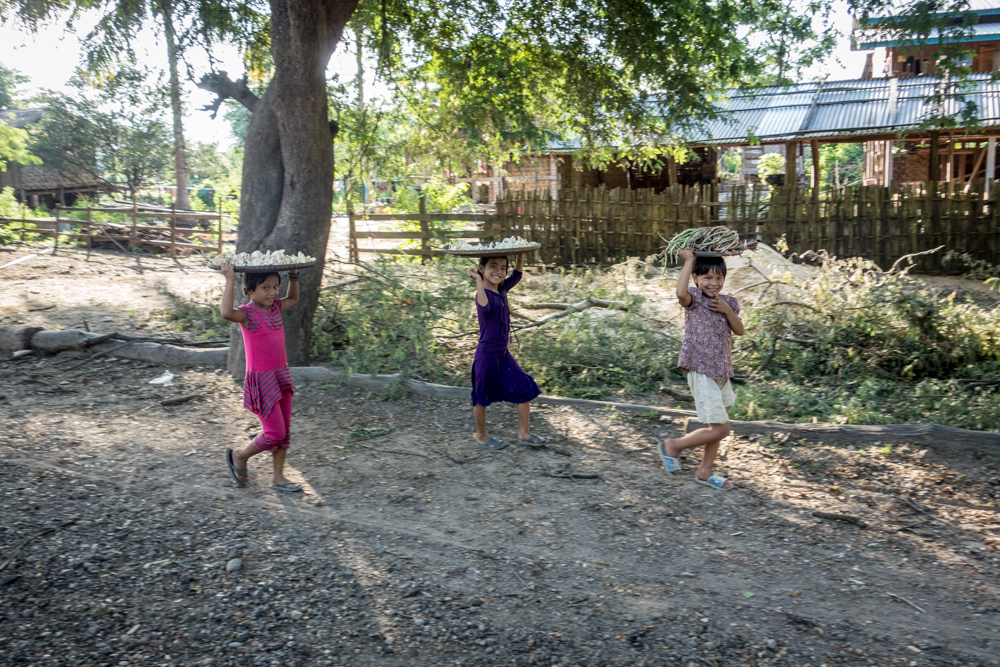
[[679, 572, 696, 578], [226, 558, 243, 572], [290, 610, 303, 621]]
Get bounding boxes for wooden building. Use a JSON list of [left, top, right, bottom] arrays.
[[452, 148, 719, 204], [686, 74, 1000, 188], [853, 0, 1000, 77]]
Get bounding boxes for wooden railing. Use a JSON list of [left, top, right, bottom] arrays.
[[348, 210, 494, 262], [0, 203, 223, 258]]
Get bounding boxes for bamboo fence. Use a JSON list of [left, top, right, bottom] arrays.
[[493, 184, 1000, 272]]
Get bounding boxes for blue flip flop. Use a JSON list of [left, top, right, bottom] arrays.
[[517, 434, 548, 447], [271, 481, 303, 493], [657, 442, 683, 476], [475, 437, 507, 450], [226, 448, 248, 486], [695, 474, 733, 491]]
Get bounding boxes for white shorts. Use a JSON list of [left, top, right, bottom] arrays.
[[687, 371, 736, 424]]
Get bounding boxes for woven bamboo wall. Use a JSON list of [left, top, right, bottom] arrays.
[[491, 184, 1000, 272]]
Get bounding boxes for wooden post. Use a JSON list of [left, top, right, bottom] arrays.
[[130, 196, 138, 251], [348, 212, 358, 262], [883, 140, 894, 188], [53, 204, 60, 255], [667, 156, 678, 186], [810, 140, 821, 191], [217, 201, 223, 255], [929, 132, 940, 182], [785, 141, 798, 186], [169, 203, 177, 259], [85, 206, 92, 258], [419, 190, 430, 263], [987, 137, 997, 182]]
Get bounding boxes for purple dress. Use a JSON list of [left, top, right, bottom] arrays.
[[470, 270, 541, 407]]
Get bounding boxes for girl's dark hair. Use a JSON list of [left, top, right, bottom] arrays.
[[243, 271, 281, 295], [692, 256, 727, 278], [478, 256, 511, 293]]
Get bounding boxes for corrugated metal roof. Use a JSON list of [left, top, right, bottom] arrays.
[[687, 74, 1000, 145], [858, 21, 1000, 48], [863, 0, 1000, 22]]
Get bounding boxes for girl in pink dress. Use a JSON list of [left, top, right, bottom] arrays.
[[219, 262, 302, 492]]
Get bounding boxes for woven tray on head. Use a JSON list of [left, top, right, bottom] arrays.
[[206, 260, 317, 272], [439, 242, 541, 257]]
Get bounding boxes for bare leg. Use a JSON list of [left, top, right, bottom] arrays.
[[270, 448, 301, 489], [473, 404, 491, 445], [662, 423, 730, 458], [517, 402, 532, 441], [230, 441, 262, 483]]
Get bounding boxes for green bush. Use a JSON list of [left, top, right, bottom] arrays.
[[733, 254, 1000, 429], [155, 287, 229, 342], [313, 258, 473, 382]]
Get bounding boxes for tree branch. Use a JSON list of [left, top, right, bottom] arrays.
[[196, 71, 260, 118], [513, 297, 629, 331]]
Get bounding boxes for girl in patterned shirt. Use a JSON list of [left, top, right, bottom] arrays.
[[219, 262, 302, 492], [659, 247, 744, 490]]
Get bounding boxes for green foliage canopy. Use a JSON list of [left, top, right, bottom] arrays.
[[29, 67, 172, 193]]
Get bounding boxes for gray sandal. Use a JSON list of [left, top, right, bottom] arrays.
[[475, 437, 507, 450], [517, 434, 548, 447]]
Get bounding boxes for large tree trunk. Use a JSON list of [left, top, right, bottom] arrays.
[[226, 0, 357, 377], [161, 3, 191, 213]]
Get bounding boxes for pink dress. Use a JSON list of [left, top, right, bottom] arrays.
[[238, 300, 294, 418]]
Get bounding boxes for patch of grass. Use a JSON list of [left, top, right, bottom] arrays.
[[349, 427, 392, 440], [155, 286, 229, 342]]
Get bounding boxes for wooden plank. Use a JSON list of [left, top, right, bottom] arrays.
[[354, 213, 489, 222], [351, 230, 493, 240], [355, 247, 443, 257]]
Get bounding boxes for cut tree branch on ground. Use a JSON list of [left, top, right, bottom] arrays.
[[659, 386, 694, 402], [436, 297, 631, 338], [890, 245, 945, 274], [513, 298, 629, 332], [0, 520, 77, 573], [812, 511, 867, 527]]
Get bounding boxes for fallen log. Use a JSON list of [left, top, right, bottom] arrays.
[[0, 327, 228, 368], [290, 367, 1000, 453], [0, 327, 42, 360], [30, 330, 114, 354]]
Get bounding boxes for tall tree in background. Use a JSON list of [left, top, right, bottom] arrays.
[[80, 0, 196, 209], [0, 62, 28, 109]]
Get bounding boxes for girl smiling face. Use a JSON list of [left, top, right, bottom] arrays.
[[479, 257, 509, 290]]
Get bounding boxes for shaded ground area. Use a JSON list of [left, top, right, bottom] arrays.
[[1, 244, 999, 667]]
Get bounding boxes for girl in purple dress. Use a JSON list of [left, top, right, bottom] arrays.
[[468, 253, 545, 450]]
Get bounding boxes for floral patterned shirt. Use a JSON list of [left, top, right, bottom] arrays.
[[677, 287, 741, 381]]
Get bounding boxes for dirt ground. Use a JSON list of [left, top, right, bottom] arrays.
[[2, 238, 1000, 667]]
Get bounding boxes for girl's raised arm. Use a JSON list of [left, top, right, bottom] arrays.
[[219, 263, 248, 324], [675, 248, 694, 308], [468, 267, 489, 307], [514, 253, 524, 273], [280, 270, 299, 311]]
